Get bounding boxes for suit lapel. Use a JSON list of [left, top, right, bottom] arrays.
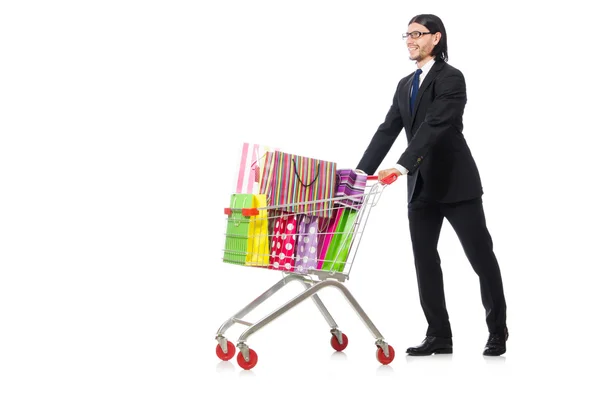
[[410, 61, 445, 130], [402, 75, 413, 117]]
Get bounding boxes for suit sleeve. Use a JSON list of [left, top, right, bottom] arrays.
[[356, 83, 405, 175], [398, 69, 467, 174]]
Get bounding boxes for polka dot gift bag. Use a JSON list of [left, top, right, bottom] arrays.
[[268, 212, 298, 272], [293, 214, 320, 274]]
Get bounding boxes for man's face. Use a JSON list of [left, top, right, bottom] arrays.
[[406, 22, 439, 62]]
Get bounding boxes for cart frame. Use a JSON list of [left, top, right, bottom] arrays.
[[216, 174, 397, 369]]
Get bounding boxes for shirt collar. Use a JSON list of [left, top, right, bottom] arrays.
[[418, 58, 436, 80]]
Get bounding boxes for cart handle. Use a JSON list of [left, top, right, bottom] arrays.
[[224, 208, 260, 216], [367, 174, 398, 185]]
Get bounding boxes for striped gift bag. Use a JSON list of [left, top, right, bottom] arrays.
[[235, 142, 278, 194], [259, 150, 337, 218], [335, 169, 368, 209]]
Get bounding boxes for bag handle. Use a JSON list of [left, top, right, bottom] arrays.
[[230, 195, 254, 226], [250, 149, 266, 171], [292, 158, 320, 188]]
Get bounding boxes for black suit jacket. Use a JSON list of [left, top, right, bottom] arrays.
[[357, 60, 483, 203]]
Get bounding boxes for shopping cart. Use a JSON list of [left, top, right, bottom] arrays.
[[216, 174, 398, 370]]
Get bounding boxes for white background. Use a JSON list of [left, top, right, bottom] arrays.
[[1, 0, 598, 396]]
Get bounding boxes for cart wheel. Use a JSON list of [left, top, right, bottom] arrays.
[[376, 345, 395, 365], [216, 340, 236, 361], [330, 333, 349, 352], [237, 348, 258, 370]]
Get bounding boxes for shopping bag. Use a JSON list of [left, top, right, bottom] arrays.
[[268, 212, 298, 271], [316, 207, 343, 269], [235, 142, 277, 194], [321, 208, 359, 272], [293, 214, 320, 273], [246, 194, 269, 267], [223, 194, 255, 265], [335, 169, 368, 210], [259, 150, 337, 217]]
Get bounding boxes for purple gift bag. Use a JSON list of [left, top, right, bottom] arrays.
[[293, 214, 320, 273], [335, 169, 368, 209]]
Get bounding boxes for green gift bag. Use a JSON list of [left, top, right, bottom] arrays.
[[321, 208, 359, 272], [223, 194, 255, 265]]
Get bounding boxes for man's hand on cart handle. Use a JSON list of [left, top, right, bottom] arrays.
[[377, 168, 400, 184], [358, 169, 399, 185]]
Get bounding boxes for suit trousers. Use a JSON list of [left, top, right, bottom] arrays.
[[407, 196, 507, 337]]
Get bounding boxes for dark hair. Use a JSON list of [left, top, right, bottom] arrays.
[[409, 14, 448, 62]]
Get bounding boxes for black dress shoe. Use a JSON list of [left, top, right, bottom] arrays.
[[406, 336, 453, 356], [483, 327, 509, 356]]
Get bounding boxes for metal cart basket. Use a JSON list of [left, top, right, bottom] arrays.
[[216, 174, 397, 370]]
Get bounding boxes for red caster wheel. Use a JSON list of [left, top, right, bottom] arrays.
[[376, 345, 395, 365], [216, 340, 236, 361], [237, 348, 258, 370], [330, 333, 349, 352]]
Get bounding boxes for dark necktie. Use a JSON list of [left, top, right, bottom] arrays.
[[410, 69, 422, 114]]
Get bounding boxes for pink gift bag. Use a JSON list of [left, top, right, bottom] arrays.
[[269, 212, 298, 272], [235, 142, 278, 194]]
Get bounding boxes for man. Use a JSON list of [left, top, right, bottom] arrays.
[[356, 14, 508, 356]]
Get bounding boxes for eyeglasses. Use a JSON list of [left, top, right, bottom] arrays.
[[402, 31, 433, 40]]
